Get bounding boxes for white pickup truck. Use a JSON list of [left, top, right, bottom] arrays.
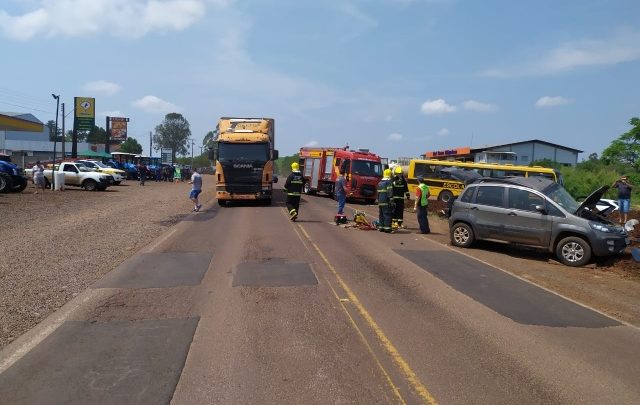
[[25, 162, 112, 191]]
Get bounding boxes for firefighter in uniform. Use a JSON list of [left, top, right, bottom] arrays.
[[391, 166, 410, 229], [285, 162, 304, 221], [377, 168, 394, 233]]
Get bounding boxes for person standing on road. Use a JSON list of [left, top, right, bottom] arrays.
[[413, 176, 431, 234], [613, 175, 633, 224], [377, 168, 394, 233], [391, 166, 410, 229], [188, 167, 203, 212], [137, 163, 146, 186], [335, 169, 347, 216], [32, 160, 46, 194], [285, 162, 304, 221]]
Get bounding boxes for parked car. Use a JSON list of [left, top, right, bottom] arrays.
[[0, 153, 28, 193], [448, 177, 629, 266], [76, 160, 125, 185], [25, 162, 111, 191]]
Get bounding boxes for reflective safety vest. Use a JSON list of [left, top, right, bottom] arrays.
[[377, 178, 393, 206], [392, 175, 409, 199], [418, 183, 429, 207], [285, 171, 304, 196]]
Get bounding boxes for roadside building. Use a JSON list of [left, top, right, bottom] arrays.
[[0, 112, 93, 166], [422, 139, 582, 166]]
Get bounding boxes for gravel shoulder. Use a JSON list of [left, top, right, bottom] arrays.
[[0, 178, 215, 348]]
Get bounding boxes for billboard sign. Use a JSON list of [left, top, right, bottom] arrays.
[[161, 148, 173, 165], [74, 97, 95, 131], [109, 117, 129, 141]]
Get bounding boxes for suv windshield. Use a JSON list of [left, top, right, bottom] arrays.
[[351, 160, 382, 177], [542, 183, 579, 213]]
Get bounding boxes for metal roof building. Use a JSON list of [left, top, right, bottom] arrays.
[[423, 139, 583, 167]]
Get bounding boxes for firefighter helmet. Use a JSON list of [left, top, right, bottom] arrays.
[[383, 168, 392, 178], [291, 162, 300, 171], [394, 166, 403, 174]]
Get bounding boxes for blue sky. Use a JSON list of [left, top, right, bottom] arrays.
[[1, 0, 639, 159]]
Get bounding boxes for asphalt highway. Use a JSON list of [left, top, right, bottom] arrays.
[[1, 189, 639, 404]]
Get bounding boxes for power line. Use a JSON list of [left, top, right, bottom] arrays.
[[0, 100, 52, 114], [0, 87, 52, 106]]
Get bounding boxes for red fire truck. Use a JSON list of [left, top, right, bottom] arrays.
[[298, 147, 383, 204]]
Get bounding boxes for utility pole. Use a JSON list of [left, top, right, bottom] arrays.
[[190, 138, 195, 167], [149, 131, 152, 158], [61, 103, 65, 159], [51, 94, 60, 189], [105, 116, 111, 154]]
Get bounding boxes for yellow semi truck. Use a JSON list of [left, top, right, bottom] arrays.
[[210, 117, 278, 206]]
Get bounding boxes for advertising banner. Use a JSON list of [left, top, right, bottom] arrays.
[[109, 117, 129, 141], [74, 97, 95, 131]]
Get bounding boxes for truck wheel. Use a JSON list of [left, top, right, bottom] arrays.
[[114, 181, 121, 185], [365, 199, 376, 205], [303, 182, 311, 194], [0, 173, 13, 193], [12, 177, 28, 192], [44, 177, 51, 189], [450, 222, 475, 248], [438, 190, 454, 203], [555, 236, 591, 267], [83, 179, 98, 191], [217, 199, 227, 207]]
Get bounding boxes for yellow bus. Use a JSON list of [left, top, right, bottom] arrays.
[[407, 159, 563, 202]]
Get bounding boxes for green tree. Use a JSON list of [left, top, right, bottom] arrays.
[[85, 125, 107, 144], [153, 113, 191, 162], [602, 117, 640, 170], [274, 154, 299, 175], [203, 130, 216, 147], [529, 158, 563, 170], [119, 137, 143, 154], [46, 120, 62, 141]]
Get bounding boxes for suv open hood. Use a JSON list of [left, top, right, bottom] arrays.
[[575, 185, 609, 216]]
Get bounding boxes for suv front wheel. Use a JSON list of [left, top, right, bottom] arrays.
[[555, 236, 592, 267], [451, 222, 475, 248]]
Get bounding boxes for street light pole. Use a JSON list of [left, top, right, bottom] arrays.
[[51, 94, 60, 190]]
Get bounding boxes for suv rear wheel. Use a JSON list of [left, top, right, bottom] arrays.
[[451, 222, 475, 248], [556, 236, 591, 267]]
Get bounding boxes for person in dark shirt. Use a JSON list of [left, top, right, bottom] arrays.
[[612, 176, 633, 224], [335, 169, 347, 216], [285, 162, 304, 221]]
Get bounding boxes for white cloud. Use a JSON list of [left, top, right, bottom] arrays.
[[482, 29, 640, 78], [462, 100, 498, 112], [82, 80, 121, 96], [304, 140, 319, 147], [534, 96, 572, 108], [98, 110, 125, 118], [420, 98, 457, 115], [437, 128, 450, 137], [387, 133, 403, 141], [0, 0, 221, 40], [132, 95, 180, 113]]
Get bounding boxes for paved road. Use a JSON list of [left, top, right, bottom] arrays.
[[1, 189, 639, 404]]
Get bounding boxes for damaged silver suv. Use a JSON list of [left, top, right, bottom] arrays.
[[448, 177, 629, 266]]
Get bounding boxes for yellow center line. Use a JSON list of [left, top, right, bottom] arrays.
[[285, 206, 437, 404]]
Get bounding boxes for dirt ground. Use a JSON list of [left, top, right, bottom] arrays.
[[0, 178, 215, 348]]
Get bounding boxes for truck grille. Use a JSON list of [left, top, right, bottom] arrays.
[[221, 162, 263, 194]]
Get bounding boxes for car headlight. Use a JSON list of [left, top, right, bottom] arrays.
[[589, 221, 613, 233]]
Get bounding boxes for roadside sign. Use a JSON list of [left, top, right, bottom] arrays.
[[109, 117, 129, 141], [161, 148, 173, 165], [74, 97, 95, 131]]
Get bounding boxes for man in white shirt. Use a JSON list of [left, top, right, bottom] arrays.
[[188, 168, 203, 212]]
